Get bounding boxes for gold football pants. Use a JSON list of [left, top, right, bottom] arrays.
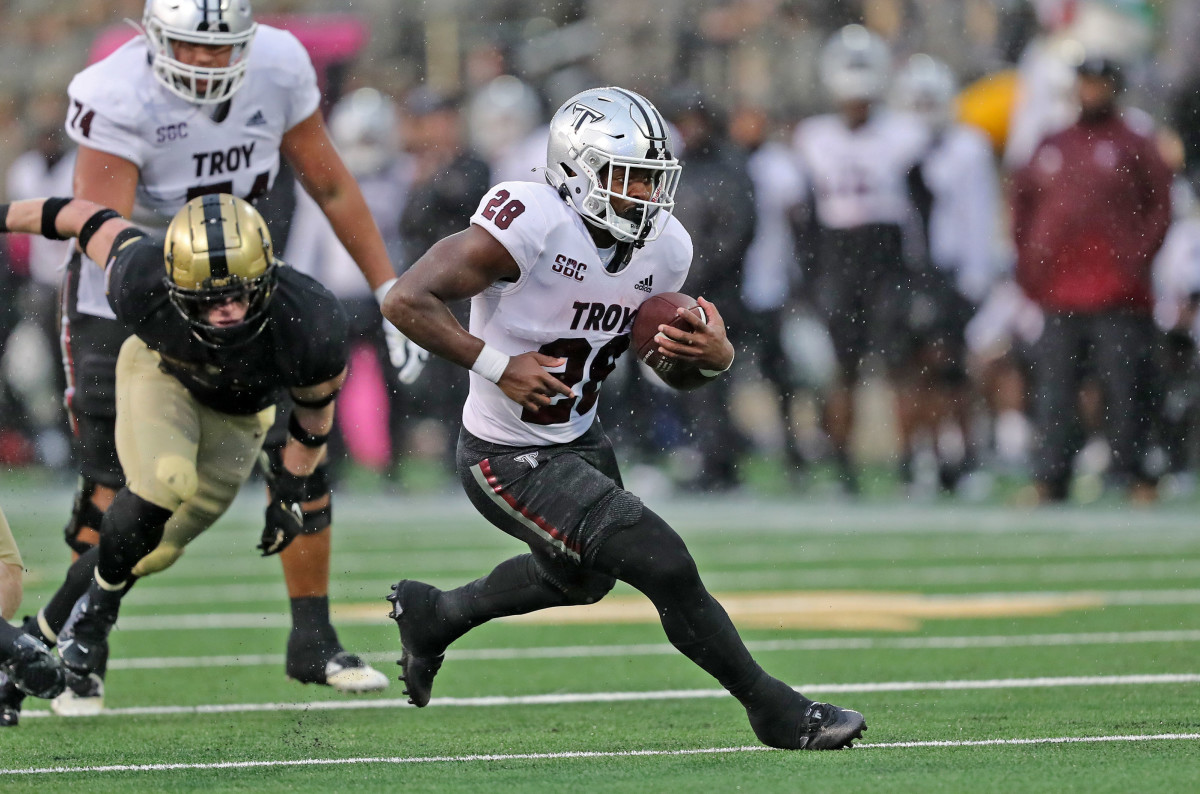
[[114, 336, 274, 576]]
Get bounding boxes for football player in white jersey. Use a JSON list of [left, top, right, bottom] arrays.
[[380, 87, 866, 750], [792, 24, 928, 493], [893, 54, 1000, 494], [18, 0, 398, 715]]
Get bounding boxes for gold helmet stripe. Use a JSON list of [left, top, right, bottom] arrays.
[[201, 193, 229, 279]]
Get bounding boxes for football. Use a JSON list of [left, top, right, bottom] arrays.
[[631, 292, 705, 374]]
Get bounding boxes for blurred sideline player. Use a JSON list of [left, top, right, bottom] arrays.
[[284, 88, 421, 477], [892, 54, 1000, 494], [0, 192, 365, 719], [791, 25, 928, 493], [0, 505, 67, 726], [466, 75, 548, 185], [3, 93, 76, 470], [41, 0, 404, 711], [729, 103, 810, 478], [381, 86, 866, 749]]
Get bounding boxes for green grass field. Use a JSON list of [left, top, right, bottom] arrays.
[[2, 482, 1199, 792]]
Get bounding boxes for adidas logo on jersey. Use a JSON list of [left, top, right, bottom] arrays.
[[246, 110, 268, 127], [634, 275, 654, 293]]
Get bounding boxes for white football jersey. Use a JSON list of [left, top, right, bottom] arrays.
[[793, 110, 928, 230], [919, 124, 1000, 303], [464, 181, 692, 447], [64, 25, 320, 318], [741, 141, 806, 312]]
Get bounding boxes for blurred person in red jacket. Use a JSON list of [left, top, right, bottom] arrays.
[[1012, 55, 1173, 502]]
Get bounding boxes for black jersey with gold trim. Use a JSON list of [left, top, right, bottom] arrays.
[[105, 234, 347, 415]]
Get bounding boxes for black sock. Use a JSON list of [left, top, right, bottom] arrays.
[[437, 554, 574, 646], [592, 509, 810, 713], [289, 595, 339, 649], [40, 546, 101, 641], [97, 489, 172, 584]]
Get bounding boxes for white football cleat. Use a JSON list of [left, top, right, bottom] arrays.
[[50, 673, 104, 716], [324, 652, 389, 693]]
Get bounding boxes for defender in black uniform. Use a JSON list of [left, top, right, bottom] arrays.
[[0, 193, 376, 715]]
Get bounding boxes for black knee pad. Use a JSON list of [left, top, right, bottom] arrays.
[[63, 478, 107, 554], [96, 489, 174, 584], [549, 567, 616, 606], [580, 488, 644, 565]]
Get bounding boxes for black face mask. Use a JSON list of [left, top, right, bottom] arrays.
[[165, 268, 277, 348]]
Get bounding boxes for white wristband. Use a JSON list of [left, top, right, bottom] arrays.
[[471, 344, 510, 383], [698, 349, 735, 378], [373, 277, 398, 306]]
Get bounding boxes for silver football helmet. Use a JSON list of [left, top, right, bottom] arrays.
[[329, 88, 398, 176], [894, 54, 957, 129], [545, 86, 681, 245], [819, 24, 892, 104], [142, 0, 257, 105]]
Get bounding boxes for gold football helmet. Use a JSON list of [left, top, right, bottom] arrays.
[[164, 193, 278, 347]]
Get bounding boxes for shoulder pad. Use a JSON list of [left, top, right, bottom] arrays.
[[247, 26, 315, 82], [67, 39, 154, 129]]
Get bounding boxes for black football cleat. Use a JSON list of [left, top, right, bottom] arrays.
[[57, 585, 122, 676], [285, 638, 389, 693], [1, 633, 67, 701], [0, 671, 27, 727], [751, 699, 867, 750], [386, 580, 446, 707]]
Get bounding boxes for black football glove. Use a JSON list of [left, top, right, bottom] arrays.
[[260, 497, 305, 556], [258, 444, 329, 557]]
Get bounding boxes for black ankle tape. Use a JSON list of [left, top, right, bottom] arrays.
[[40, 197, 73, 241]]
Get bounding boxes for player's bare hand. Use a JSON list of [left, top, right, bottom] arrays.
[[654, 296, 735, 371], [498, 352, 575, 410]]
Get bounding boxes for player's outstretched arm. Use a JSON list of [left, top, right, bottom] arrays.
[[381, 225, 574, 411], [0, 197, 135, 267], [651, 295, 736, 390]]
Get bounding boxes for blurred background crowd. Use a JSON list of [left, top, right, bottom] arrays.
[[3, 0, 1200, 505]]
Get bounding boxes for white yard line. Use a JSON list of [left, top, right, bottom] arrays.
[[17, 672, 1200, 721], [3, 733, 1198, 776], [100, 629, 1200, 671]]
